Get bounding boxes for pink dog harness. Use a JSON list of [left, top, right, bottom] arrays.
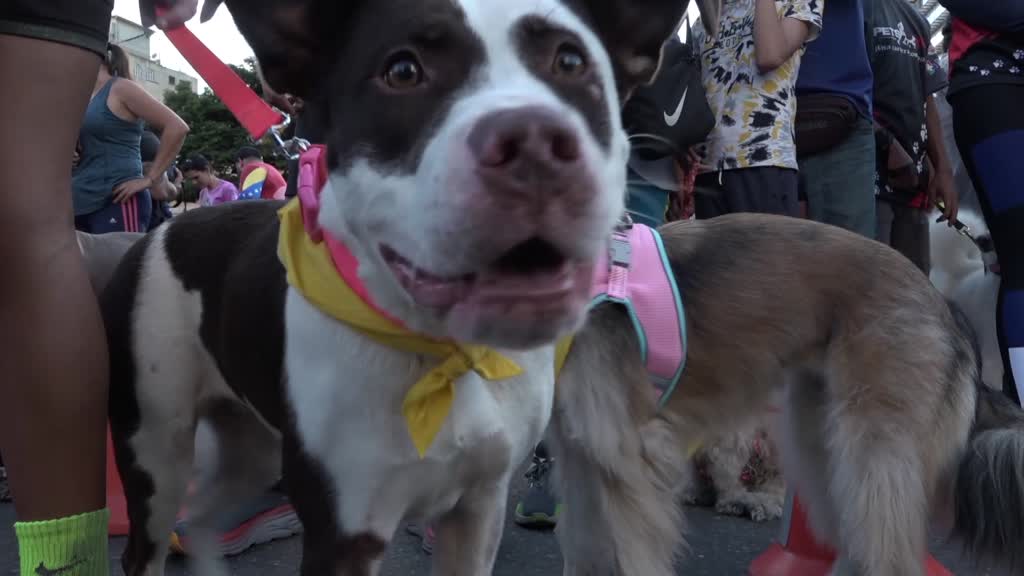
[[590, 218, 687, 406], [293, 146, 687, 406]]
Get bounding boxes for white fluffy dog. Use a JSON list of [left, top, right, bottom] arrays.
[[930, 209, 1002, 389]]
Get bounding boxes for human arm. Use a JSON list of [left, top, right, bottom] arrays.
[[258, 64, 301, 116], [112, 81, 189, 203], [925, 95, 958, 223], [267, 166, 288, 200], [142, 162, 178, 202], [753, 0, 816, 73], [874, 121, 919, 190], [937, 0, 1024, 34], [139, 0, 200, 29]]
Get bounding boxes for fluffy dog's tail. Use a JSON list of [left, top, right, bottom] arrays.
[[950, 304, 1024, 571]]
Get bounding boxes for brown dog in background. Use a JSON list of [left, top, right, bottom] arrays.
[[550, 213, 1024, 576]]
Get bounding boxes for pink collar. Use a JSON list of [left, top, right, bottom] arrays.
[[295, 145, 405, 325], [295, 147, 687, 403]]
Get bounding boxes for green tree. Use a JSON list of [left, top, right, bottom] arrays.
[[161, 57, 287, 195]]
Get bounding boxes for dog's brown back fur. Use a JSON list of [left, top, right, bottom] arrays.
[[550, 214, 1012, 575]]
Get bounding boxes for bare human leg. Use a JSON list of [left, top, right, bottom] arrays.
[[0, 33, 110, 573]]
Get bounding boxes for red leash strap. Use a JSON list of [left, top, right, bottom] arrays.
[[158, 15, 283, 140]]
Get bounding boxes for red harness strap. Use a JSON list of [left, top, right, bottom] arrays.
[[158, 15, 283, 140]]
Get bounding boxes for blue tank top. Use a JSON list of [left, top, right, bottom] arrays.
[[72, 78, 144, 216]]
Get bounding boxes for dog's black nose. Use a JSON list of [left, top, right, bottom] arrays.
[[468, 106, 581, 173]]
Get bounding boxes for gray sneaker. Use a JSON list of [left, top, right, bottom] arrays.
[[514, 455, 561, 528]]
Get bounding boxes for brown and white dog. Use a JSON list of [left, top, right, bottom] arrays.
[[100, 3, 1024, 576], [101, 1, 699, 574]]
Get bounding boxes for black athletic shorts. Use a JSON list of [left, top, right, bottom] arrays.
[[0, 0, 115, 57]]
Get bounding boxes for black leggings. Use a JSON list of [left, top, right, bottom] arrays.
[[949, 83, 1024, 405]]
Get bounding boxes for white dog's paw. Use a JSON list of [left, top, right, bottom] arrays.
[[742, 490, 784, 522], [746, 498, 783, 522], [714, 491, 784, 522]]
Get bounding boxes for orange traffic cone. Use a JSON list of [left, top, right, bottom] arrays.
[[749, 490, 952, 576], [106, 427, 130, 536]]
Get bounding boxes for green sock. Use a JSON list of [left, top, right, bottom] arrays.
[[14, 508, 110, 576]]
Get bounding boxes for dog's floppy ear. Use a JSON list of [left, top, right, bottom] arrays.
[[217, 0, 349, 97], [568, 0, 690, 100]]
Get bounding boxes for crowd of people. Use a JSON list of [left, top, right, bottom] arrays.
[[69, 42, 289, 237], [0, 0, 1021, 573]]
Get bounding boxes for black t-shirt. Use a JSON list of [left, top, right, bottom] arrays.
[[865, 0, 948, 201]]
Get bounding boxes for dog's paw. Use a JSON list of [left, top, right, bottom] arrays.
[[747, 500, 783, 522], [743, 490, 784, 522], [715, 491, 783, 522]]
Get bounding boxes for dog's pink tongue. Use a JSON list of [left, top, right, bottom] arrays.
[[475, 261, 581, 299], [395, 264, 472, 308], [408, 277, 473, 307]]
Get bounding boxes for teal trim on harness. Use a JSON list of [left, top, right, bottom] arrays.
[[589, 294, 649, 369], [651, 228, 687, 409]]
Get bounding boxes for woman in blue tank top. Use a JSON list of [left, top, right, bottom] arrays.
[[72, 44, 189, 233]]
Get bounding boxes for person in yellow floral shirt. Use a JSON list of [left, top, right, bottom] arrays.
[[694, 0, 822, 217]]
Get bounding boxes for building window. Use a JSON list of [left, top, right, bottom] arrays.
[[169, 76, 176, 85]]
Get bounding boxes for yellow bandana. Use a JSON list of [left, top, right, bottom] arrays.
[[277, 199, 531, 457]]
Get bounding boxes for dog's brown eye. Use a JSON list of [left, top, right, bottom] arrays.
[[384, 54, 423, 90], [553, 44, 587, 77]]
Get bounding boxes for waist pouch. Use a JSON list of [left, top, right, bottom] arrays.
[[795, 93, 860, 158]]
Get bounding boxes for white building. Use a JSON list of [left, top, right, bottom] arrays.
[[108, 16, 198, 102]]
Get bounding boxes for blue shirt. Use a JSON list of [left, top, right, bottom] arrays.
[[72, 78, 144, 216], [796, 0, 874, 118]]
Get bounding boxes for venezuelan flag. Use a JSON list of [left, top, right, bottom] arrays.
[[240, 166, 268, 200]]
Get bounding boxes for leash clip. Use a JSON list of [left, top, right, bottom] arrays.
[[611, 238, 632, 268], [610, 213, 634, 268]]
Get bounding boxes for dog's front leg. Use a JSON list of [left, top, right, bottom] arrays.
[[430, 480, 509, 576]]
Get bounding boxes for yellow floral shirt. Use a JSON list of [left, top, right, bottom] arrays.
[[695, 0, 823, 171]]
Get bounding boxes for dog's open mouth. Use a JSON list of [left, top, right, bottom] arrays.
[[381, 238, 592, 310]]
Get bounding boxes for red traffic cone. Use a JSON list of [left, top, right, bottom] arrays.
[[106, 426, 130, 536], [749, 490, 952, 576]]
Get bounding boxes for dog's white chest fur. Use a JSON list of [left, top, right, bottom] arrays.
[[284, 290, 555, 532]]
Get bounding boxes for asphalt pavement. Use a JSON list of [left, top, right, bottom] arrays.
[[0, 473, 1012, 575]]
